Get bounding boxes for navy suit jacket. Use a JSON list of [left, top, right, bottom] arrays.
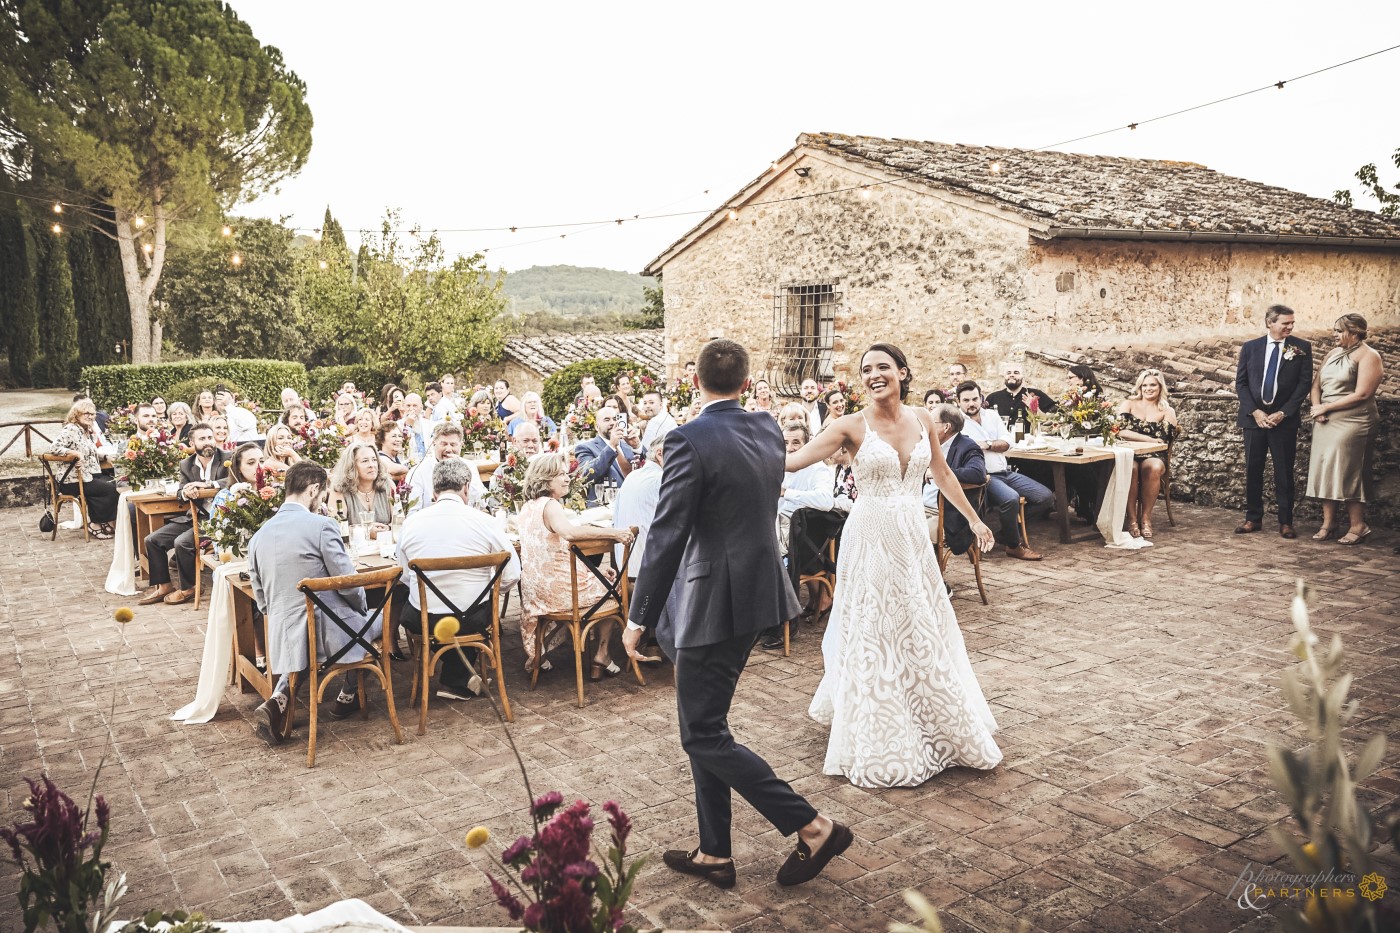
[[1235, 335, 1312, 429], [572, 435, 641, 506], [629, 400, 800, 650], [940, 433, 987, 555]]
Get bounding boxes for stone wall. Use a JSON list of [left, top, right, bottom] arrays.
[[0, 475, 47, 512], [1170, 395, 1399, 529], [470, 359, 546, 399]]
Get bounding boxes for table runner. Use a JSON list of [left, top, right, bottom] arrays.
[[170, 558, 247, 724], [1097, 447, 1153, 550], [102, 490, 139, 596]]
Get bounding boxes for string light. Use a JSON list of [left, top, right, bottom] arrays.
[[317, 259, 328, 270], [860, 189, 872, 199], [727, 209, 738, 221], [989, 161, 1002, 174], [52, 203, 62, 214], [51, 223, 62, 234], [142, 242, 152, 254], [221, 225, 232, 237], [133, 216, 145, 228], [230, 253, 242, 266]]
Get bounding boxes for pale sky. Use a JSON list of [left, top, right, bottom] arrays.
[[235, 0, 1400, 275]]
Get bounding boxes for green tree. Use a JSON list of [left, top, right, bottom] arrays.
[[296, 206, 359, 365], [626, 282, 665, 330], [321, 206, 347, 253], [36, 231, 79, 386], [1333, 148, 1400, 217], [157, 218, 303, 360], [0, 0, 313, 363], [348, 210, 508, 381], [0, 198, 40, 384], [69, 226, 132, 367]]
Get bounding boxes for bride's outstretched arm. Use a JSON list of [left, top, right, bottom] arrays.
[[920, 410, 996, 552], [785, 415, 856, 471]]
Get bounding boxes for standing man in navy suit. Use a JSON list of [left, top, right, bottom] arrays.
[[1235, 305, 1312, 539], [623, 339, 850, 889]]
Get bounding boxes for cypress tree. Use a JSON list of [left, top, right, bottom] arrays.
[[0, 200, 40, 385], [37, 229, 79, 386], [322, 206, 347, 254]]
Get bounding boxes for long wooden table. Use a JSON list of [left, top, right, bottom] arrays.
[[130, 490, 186, 579], [1007, 439, 1167, 544]]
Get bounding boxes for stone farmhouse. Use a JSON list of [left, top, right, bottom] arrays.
[[643, 132, 1400, 396], [476, 331, 664, 397]]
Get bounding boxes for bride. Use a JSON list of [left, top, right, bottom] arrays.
[[785, 343, 1004, 788]]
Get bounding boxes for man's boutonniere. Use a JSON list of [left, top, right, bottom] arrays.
[[1281, 344, 1300, 361]]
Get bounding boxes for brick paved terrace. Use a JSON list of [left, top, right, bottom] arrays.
[[1, 500, 1397, 932]]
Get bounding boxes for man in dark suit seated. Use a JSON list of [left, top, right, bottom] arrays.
[[137, 423, 227, 606], [924, 404, 987, 557], [572, 405, 642, 506], [1234, 304, 1312, 539]]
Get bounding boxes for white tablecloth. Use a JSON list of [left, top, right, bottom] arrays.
[[107, 898, 408, 933], [103, 490, 140, 596], [1098, 447, 1153, 550], [170, 558, 247, 724]]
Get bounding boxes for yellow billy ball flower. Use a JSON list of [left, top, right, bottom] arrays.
[[433, 616, 461, 642], [219, 551, 233, 563], [114, 607, 134, 624], [465, 826, 490, 849]]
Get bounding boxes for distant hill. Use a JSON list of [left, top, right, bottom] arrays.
[[503, 265, 654, 317]]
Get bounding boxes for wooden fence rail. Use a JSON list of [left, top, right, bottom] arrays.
[[0, 421, 62, 459]]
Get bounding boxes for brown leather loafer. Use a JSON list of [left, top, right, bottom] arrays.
[[1005, 545, 1044, 561], [137, 587, 169, 606], [1280, 524, 1297, 539], [662, 848, 735, 889], [777, 821, 853, 886], [163, 588, 194, 605], [1235, 520, 1261, 534]]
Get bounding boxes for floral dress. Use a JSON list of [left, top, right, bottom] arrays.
[[1117, 410, 1180, 461], [516, 496, 608, 670]]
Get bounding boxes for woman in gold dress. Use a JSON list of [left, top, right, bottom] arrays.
[[1305, 314, 1383, 545]]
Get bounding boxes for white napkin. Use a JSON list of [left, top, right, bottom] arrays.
[[1098, 447, 1153, 550], [170, 559, 247, 724], [103, 490, 139, 596]]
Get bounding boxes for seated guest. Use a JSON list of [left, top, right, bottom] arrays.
[[210, 440, 265, 517], [777, 401, 809, 429], [422, 381, 444, 421], [404, 422, 484, 515], [263, 423, 302, 476], [612, 443, 664, 578], [132, 402, 160, 440], [923, 405, 987, 556], [1116, 369, 1180, 539], [638, 390, 676, 450], [166, 402, 194, 444], [279, 386, 302, 412], [517, 452, 635, 677], [923, 387, 948, 412], [821, 387, 847, 429], [208, 415, 234, 451], [348, 408, 378, 447], [958, 381, 1051, 561], [330, 442, 394, 533], [581, 383, 603, 406], [396, 458, 521, 701], [947, 362, 970, 398], [379, 384, 406, 421], [573, 406, 640, 506], [434, 373, 460, 421], [491, 421, 544, 501], [247, 462, 373, 743], [333, 392, 357, 428], [376, 421, 409, 482], [611, 374, 636, 418], [192, 388, 218, 424], [1066, 364, 1103, 396], [150, 396, 169, 425], [136, 423, 228, 605], [49, 399, 121, 538], [214, 385, 259, 442], [987, 360, 1058, 426], [398, 393, 431, 462], [831, 444, 858, 514], [764, 421, 838, 649], [279, 401, 310, 433], [745, 379, 775, 416], [507, 391, 557, 438]]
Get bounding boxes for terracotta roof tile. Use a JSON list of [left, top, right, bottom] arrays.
[[503, 331, 664, 379]]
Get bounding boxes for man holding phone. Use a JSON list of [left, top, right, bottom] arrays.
[[573, 406, 642, 506]]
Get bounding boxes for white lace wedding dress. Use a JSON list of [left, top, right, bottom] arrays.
[[809, 413, 1003, 788]]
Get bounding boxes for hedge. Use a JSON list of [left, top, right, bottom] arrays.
[[307, 364, 394, 407], [167, 376, 244, 410], [80, 359, 308, 410], [541, 358, 658, 421]]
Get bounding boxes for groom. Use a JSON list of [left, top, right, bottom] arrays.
[[623, 339, 851, 888]]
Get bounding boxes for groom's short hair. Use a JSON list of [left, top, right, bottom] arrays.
[[697, 339, 749, 395]]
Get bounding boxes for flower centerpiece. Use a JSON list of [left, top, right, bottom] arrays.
[[665, 376, 695, 414], [488, 451, 528, 514], [562, 402, 598, 441], [828, 379, 865, 414], [206, 467, 284, 557], [392, 479, 418, 520], [462, 407, 507, 457], [1026, 393, 1045, 437], [121, 431, 185, 488], [1058, 388, 1119, 443], [104, 405, 135, 442], [295, 420, 347, 470]]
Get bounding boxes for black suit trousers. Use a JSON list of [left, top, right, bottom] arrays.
[[671, 633, 817, 857], [146, 520, 196, 589], [1243, 423, 1299, 524]]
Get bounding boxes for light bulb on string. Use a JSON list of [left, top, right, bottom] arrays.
[[52, 203, 63, 214], [860, 188, 872, 200], [230, 253, 242, 266], [142, 242, 153, 254], [318, 260, 328, 270], [134, 216, 145, 228], [221, 225, 232, 237], [51, 223, 62, 234], [727, 209, 739, 221], [990, 161, 1002, 174]]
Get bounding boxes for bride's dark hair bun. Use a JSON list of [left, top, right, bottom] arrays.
[[863, 343, 913, 400]]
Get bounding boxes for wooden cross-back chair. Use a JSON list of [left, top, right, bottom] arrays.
[[39, 453, 88, 541], [936, 481, 991, 605], [407, 552, 515, 734]]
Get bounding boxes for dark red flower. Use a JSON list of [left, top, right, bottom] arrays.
[[488, 874, 525, 921], [532, 790, 563, 818], [502, 834, 533, 866], [602, 800, 631, 851]]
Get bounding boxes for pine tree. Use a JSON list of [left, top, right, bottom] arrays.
[[322, 206, 348, 254], [37, 229, 79, 386]]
